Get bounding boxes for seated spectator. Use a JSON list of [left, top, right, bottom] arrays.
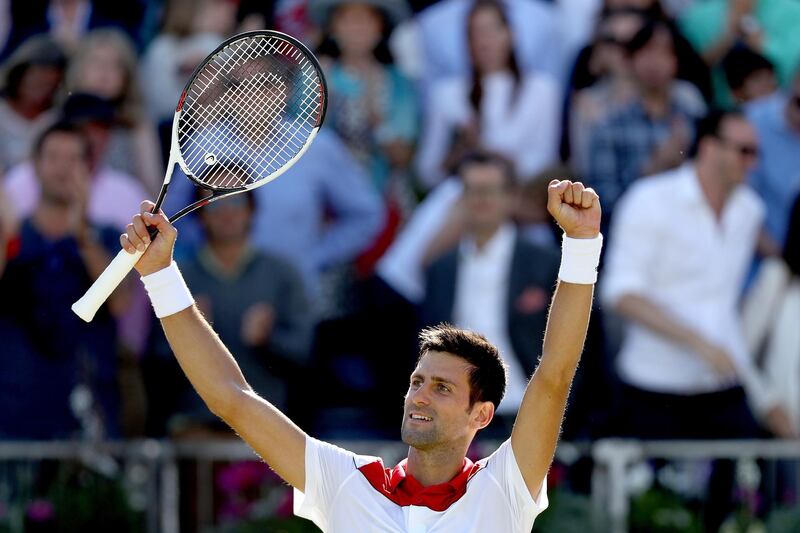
[[0, 35, 66, 173], [0, 121, 127, 439], [746, 67, 800, 247], [66, 28, 162, 194], [722, 44, 778, 106], [415, 0, 561, 189], [4, 93, 149, 231], [393, 0, 564, 85], [0, 0, 148, 59], [141, 0, 230, 126], [313, 0, 418, 197], [586, 19, 706, 223], [515, 165, 571, 250], [164, 188, 313, 437], [678, 0, 800, 108], [600, 108, 794, 530], [421, 152, 559, 435]]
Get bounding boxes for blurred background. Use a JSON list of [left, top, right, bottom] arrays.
[[0, 0, 799, 531]]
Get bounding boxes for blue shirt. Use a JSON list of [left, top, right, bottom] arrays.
[[746, 93, 800, 245]]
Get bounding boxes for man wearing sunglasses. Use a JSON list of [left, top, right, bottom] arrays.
[[746, 69, 800, 249], [601, 108, 795, 531]]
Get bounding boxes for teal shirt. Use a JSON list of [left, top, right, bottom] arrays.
[[678, 0, 800, 106]]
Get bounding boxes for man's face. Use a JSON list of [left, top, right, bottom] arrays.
[[461, 163, 514, 235], [401, 351, 489, 451], [631, 28, 677, 92], [710, 116, 760, 186], [199, 194, 252, 244], [34, 132, 91, 205]]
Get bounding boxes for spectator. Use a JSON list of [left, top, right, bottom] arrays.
[[565, 9, 646, 173], [141, 0, 230, 126], [0, 121, 127, 439], [586, 19, 706, 223], [722, 44, 778, 106], [0, 35, 67, 173], [4, 93, 149, 231], [0, 0, 148, 59], [313, 0, 418, 196], [161, 189, 312, 436], [678, 0, 800, 108], [393, 0, 564, 86], [601, 108, 795, 529], [66, 28, 162, 194], [421, 152, 559, 434], [746, 68, 800, 247], [415, 0, 561, 189]]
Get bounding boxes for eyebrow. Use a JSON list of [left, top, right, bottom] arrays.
[[411, 374, 457, 388]]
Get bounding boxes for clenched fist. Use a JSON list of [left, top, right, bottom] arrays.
[[546, 180, 601, 239]]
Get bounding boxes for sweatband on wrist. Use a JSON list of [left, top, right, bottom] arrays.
[[141, 261, 195, 318], [558, 234, 603, 284]]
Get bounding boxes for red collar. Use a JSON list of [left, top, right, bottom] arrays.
[[358, 457, 483, 512]]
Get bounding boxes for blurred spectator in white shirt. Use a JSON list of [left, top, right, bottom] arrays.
[[415, 0, 561, 190]]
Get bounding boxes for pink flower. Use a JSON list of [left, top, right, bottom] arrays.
[[217, 461, 269, 493], [26, 499, 55, 522]]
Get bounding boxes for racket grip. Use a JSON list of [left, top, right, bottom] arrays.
[[72, 247, 144, 322]]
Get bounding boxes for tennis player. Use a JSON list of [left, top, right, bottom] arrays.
[[121, 179, 602, 532]]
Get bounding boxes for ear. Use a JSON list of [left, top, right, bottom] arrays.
[[471, 400, 495, 431]]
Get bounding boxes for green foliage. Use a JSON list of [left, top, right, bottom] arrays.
[[629, 487, 703, 533]]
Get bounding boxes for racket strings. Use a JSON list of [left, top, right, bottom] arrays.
[[177, 35, 323, 189]]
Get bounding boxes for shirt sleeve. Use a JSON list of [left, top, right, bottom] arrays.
[[293, 436, 361, 530], [482, 439, 549, 527]]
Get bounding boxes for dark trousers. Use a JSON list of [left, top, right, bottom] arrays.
[[616, 384, 764, 532]]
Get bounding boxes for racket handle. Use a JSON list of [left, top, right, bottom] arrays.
[[72, 247, 144, 322]]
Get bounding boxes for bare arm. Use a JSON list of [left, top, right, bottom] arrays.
[[123, 201, 307, 490], [511, 180, 600, 497]]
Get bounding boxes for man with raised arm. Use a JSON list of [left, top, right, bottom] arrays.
[[120, 179, 602, 532]]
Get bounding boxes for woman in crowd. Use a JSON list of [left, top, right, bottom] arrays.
[[65, 28, 162, 194], [414, 0, 561, 189], [0, 35, 66, 173]]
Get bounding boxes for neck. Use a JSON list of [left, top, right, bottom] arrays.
[[32, 199, 78, 239], [471, 224, 502, 250], [340, 51, 376, 71], [208, 239, 247, 271], [406, 443, 468, 487], [695, 160, 733, 218]]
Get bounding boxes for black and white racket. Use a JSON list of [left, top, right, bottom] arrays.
[[72, 30, 327, 322]]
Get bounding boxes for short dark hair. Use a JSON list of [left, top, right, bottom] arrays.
[[688, 108, 746, 158], [722, 45, 774, 91], [418, 324, 508, 409], [456, 151, 517, 189], [32, 121, 92, 162], [625, 18, 674, 57]]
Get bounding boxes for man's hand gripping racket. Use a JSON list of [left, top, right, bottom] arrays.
[[72, 30, 327, 321]]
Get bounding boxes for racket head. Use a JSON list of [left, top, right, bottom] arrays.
[[172, 30, 328, 194]]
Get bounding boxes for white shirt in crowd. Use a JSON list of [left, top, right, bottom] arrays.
[[415, 71, 561, 189], [294, 436, 547, 533], [453, 224, 529, 415], [600, 164, 776, 410]]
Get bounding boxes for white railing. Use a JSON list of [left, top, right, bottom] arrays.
[[0, 439, 797, 532]]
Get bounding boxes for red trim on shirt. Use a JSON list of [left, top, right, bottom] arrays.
[[357, 457, 484, 512], [5, 235, 21, 261]]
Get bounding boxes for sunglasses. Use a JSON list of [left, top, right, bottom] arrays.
[[715, 137, 759, 159]]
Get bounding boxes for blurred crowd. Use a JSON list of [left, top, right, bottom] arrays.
[[1, 0, 800, 516]]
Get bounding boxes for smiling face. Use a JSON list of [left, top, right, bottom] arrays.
[[401, 351, 494, 451]]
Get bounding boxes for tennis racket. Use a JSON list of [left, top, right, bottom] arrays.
[[72, 30, 327, 322]]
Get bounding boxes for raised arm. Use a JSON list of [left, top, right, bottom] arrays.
[[510, 180, 601, 497], [122, 201, 307, 490]]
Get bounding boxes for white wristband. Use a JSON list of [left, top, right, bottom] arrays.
[[141, 261, 195, 318], [558, 234, 603, 284]]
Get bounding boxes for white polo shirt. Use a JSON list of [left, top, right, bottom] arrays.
[[294, 437, 548, 532]]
